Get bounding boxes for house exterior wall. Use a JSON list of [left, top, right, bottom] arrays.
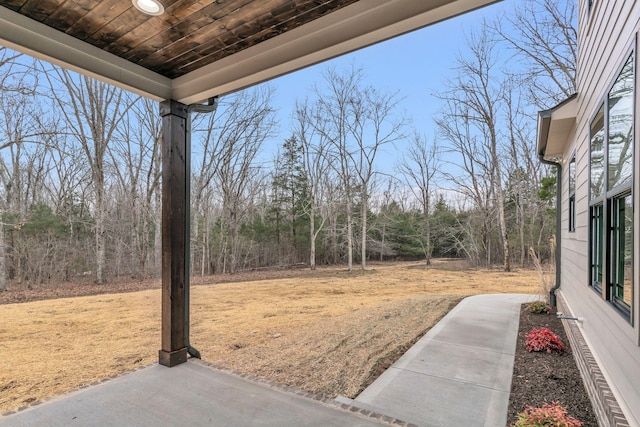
[[559, 1, 640, 424]]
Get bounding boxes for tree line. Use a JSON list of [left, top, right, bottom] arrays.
[[0, 0, 575, 289]]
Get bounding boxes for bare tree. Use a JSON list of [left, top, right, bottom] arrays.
[[313, 68, 358, 272], [131, 98, 163, 271], [437, 99, 494, 266], [397, 134, 440, 265], [46, 67, 134, 284], [502, 77, 546, 266], [0, 211, 4, 291], [492, 0, 577, 108], [191, 111, 219, 275], [0, 88, 47, 285], [41, 132, 93, 279], [191, 87, 276, 274], [0, 47, 35, 98], [348, 83, 406, 270], [305, 66, 405, 271], [294, 100, 332, 270], [437, 31, 511, 271], [109, 96, 160, 276]]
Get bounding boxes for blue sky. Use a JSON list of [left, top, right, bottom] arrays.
[[259, 0, 512, 169]]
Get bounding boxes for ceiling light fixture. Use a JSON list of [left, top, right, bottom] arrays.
[[132, 0, 164, 16]]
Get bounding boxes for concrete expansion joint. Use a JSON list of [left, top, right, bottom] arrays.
[[432, 338, 511, 356]]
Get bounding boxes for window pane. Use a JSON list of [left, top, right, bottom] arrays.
[[569, 157, 576, 232], [569, 196, 576, 232], [590, 204, 603, 289], [590, 106, 605, 198], [569, 157, 576, 195], [611, 194, 633, 309], [608, 55, 634, 190]]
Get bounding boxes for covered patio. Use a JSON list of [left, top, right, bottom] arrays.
[[1, 0, 501, 424], [0, 0, 499, 369]]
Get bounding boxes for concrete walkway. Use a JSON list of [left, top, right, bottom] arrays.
[[345, 293, 538, 426], [1, 294, 536, 427]]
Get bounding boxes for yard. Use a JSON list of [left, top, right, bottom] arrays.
[[0, 260, 541, 414]]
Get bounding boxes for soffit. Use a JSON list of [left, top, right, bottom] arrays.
[[0, 0, 500, 103], [537, 95, 578, 161]]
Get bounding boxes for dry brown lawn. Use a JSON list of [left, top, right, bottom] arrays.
[[0, 260, 542, 414]]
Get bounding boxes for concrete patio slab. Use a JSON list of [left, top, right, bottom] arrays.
[[1, 361, 397, 427]]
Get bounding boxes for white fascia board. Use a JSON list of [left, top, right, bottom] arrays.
[[0, 6, 171, 101], [173, 0, 500, 104]]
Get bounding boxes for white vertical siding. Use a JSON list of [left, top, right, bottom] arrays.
[[560, 0, 640, 424]]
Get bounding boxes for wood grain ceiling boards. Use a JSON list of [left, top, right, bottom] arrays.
[[0, 0, 358, 79]]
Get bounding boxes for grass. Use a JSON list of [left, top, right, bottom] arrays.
[[0, 260, 541, 413]]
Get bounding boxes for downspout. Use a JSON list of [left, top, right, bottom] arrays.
[[183, 96, 219, 359], [537, 109, 562, 307]]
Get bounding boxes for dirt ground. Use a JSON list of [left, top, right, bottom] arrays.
[[0, 260, 544, 415]]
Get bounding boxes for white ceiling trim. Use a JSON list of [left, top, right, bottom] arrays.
[[0, 6, 172, 100], [1, 0, 499, 104]]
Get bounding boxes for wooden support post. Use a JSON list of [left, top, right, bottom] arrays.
[[159, 99, 189, 367]]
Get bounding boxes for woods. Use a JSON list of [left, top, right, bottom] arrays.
[[0, 0, 575, 286]]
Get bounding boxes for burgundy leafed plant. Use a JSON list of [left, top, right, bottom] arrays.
[[516, 401, 583, 427], [525, 327, 565, 353]]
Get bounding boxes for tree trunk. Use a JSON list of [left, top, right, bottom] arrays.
[[380, 222, 385, 262], [346, 198, 353, 272], [519, 200, 526, 268], [309, 205, 316, 270], [154, 190, 162, 271], [0, 218, 6, 291], [360, 191, 367, 270], [95, 181, 106, 284], [423, 190, 432, 266], [495, 185, 511, 272]]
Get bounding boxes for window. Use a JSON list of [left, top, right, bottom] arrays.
[[568, 156, 576, 232], [589, 106, 605, 292], [590, 106, 605, 199], [589, 53, 634, 321], [610, 193, 632, 310], [590, 204, 603, 291]]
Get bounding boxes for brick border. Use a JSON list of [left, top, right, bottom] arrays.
[[557, 293, 629, 427]]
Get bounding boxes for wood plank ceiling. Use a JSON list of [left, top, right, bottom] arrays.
[[1, 0, 358, 79]]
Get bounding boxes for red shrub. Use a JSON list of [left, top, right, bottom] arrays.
[[525, 327, 565, 353], [516, 401, 583, 427]]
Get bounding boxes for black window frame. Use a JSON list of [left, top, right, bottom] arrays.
[[568, 156, 576, 232], [590, 203, 604, 292], [610, 192, 633, 312], [588, 48, 635, 323]]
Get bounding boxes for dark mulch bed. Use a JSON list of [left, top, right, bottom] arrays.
[[507, 304, 597, 426]]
